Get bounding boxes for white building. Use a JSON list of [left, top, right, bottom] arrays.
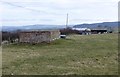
[[72, 28, 91, 35], [72, 28, 91, 31]]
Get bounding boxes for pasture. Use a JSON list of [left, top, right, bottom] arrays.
[[2, 33, 118, 75]]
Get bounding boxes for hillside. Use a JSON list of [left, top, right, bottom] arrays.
[[73, 22, 118, 28], [2, 22, 119, 32], [2, 25, 66, 32]]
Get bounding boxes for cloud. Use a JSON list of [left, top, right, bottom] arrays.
[[0, 0, 119, 26]]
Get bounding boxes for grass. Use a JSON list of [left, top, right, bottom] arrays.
[[2, 33, 118, 75], [0, 47, 2, 76]]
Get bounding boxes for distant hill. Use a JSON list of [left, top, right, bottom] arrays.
[[2, 22, 119, 32], [2, 25, 67, 32], [73, 22, 118, 29]]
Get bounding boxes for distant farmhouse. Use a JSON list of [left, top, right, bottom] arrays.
[[72, 28, 91, 35], [19, 30, 60, 43], [91, 29, 107, 34], [72, 28, 108, 35]]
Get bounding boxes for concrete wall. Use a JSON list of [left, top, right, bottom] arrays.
[[19, 30, 60, 43]]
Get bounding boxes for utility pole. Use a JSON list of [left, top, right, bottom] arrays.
[[66, 13, 68, 29]]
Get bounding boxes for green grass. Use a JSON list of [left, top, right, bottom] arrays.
[[2, 33, 118, 75]]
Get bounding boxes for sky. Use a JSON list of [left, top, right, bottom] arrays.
[[0, 0, 119, 26]]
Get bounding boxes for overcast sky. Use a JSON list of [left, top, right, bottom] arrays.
[[0, 0, 119, 26]]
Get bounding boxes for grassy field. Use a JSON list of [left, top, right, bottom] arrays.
[[2, 33, 118, 75]]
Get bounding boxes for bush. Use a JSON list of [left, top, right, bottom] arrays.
[[60, 27, 79, 35], [2, 31, 19, 43]]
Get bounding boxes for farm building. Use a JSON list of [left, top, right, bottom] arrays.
[[19, 30, 60, 43], [72, 28, 91, 35], [91, 29, 107, 34]]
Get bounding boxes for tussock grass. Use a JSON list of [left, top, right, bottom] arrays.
[[2, 33, 118, 75]]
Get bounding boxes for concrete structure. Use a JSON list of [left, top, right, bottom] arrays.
[[19, 30, 60, 43]]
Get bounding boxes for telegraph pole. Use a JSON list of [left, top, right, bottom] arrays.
[[66, 13, 68, 29]]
